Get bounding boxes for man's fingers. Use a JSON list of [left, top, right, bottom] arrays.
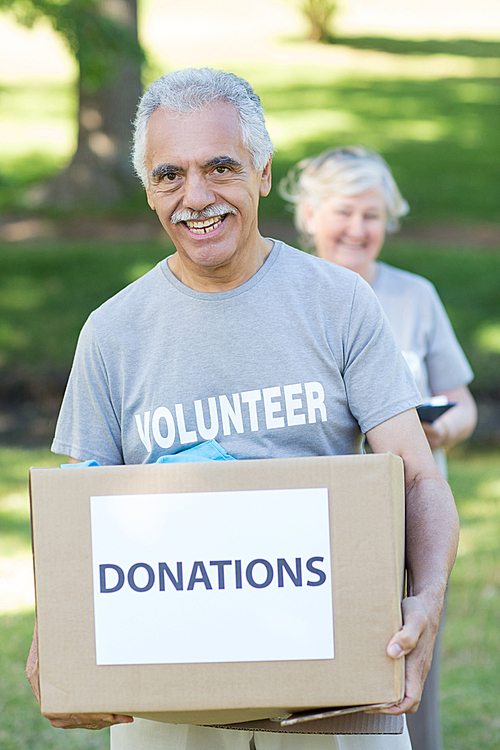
[[45, 713, 134, 730], [387, 597, 427, 659]]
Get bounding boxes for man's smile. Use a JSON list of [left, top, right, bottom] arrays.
[[184, 215, 227, 234]]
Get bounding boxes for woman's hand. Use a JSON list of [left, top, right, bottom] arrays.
[[422, 385, 477, 451]]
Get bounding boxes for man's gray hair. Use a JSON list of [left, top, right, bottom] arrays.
[[133, 67, 275, 187], [280, 146, 409, 245]]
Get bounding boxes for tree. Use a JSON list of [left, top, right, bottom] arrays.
[[299, 0, 338, 43], [2, 0, 145, 206]]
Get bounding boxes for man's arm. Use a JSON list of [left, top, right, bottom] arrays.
[[366, 408, 459, 715]]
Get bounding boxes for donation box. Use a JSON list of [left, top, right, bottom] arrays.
[[30, 453, 405, 731]]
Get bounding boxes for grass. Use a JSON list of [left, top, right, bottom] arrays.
[[441, 448, 500, 749], [0, 444, 498, 748]]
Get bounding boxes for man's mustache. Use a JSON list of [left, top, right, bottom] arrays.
[[170, 204, 237, 224]]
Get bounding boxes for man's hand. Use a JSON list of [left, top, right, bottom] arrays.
[[41, 713, 134, 731], [371, 590, 442, 715], [26, 621, 134, 730]]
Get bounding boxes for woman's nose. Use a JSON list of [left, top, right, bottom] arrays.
[[345, 213, 366, 238]]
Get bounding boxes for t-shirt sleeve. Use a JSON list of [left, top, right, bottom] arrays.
[[51, 316, 124, 465], [424, 283, 474, 394], [342, 277, 422, 434]]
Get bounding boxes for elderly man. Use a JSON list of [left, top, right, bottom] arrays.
[[27, 68, 458, 750]]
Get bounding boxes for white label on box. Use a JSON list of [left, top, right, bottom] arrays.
[[90, 488, 334, 666]]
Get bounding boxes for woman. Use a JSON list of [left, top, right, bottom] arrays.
[[280, 146, 477, 750]]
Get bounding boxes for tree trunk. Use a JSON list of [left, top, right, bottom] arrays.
[[34, 0, 143, 207]]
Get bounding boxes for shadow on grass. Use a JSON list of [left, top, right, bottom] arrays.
[[329, 36, 500, 58]]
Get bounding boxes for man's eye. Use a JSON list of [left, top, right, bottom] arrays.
[[164, 172, 178, 181], [213, 166, 230, 174]]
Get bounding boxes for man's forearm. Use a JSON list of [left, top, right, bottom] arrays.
[[404, 470, 459, 605]]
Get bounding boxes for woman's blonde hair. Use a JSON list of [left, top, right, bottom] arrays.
[[280, 146, 409, 247]]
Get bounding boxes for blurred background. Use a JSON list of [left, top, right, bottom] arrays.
[[0, 1, 499, 748]]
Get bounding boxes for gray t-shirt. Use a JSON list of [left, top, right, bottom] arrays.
[[52, 241, 420, 465], [371, 262, 473, 400]]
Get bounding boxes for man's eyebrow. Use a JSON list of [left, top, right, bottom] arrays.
[[150, 164, 180, 180], [204, 156, 243, 169]]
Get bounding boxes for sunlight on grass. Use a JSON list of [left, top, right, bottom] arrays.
[[476, 323, 500, 354], [0, 321, 29, 355], [268, 109, 361, 149], [0, 277, 48, 311], [0, 123, 75, 159], [0, 84, 76, 164]]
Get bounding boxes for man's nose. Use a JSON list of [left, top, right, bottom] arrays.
[[183, 172, 215, 211]]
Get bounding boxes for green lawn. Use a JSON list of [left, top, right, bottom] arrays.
[[442, 448, 500, 749], [0, 445, 498, 749]]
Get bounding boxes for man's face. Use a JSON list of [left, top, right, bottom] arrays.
[[145, 102, 272, 273]]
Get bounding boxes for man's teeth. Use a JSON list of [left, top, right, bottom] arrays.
[[185, 216, 224, 234]]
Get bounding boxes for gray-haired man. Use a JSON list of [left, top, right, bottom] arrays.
[[27, 68, 458, 750]]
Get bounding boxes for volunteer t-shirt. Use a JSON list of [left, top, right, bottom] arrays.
[[52, 241, 420, 464]]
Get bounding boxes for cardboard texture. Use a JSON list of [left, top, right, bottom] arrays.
[[30, 454, 405, 733]]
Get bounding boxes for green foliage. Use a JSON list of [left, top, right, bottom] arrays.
[[0, 0, 144, 92]]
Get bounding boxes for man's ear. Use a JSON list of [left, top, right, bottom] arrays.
[[259, 158, 273, 197], [146, 187, 156, 211]]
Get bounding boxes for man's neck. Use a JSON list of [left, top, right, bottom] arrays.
[[167, 237, 274, 293]]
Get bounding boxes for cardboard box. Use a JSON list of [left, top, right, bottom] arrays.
[[30, 453, 405, 730]]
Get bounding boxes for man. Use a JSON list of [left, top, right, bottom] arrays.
[[27, 68, 459, 750]]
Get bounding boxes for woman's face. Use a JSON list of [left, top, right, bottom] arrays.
[[304, 187, 387, 281]]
